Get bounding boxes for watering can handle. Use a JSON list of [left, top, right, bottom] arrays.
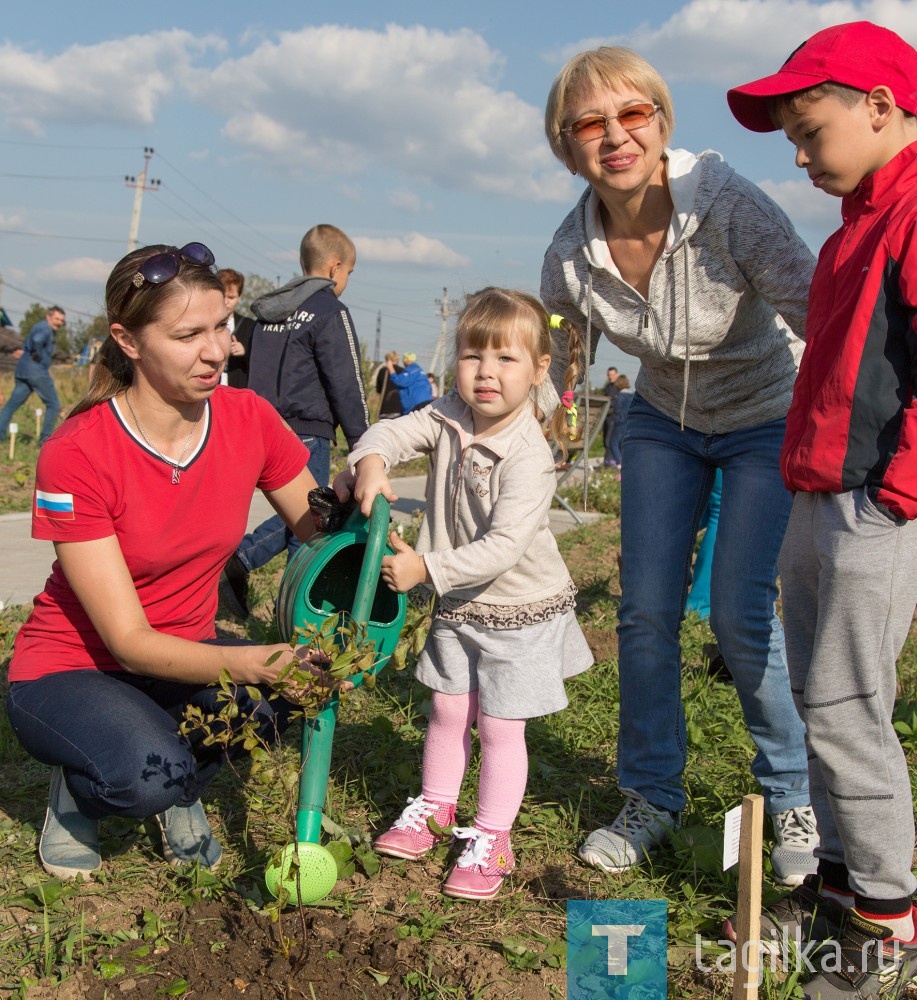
[[350, 494, 392, 626]]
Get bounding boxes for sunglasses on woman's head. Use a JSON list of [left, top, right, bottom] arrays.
[[130, 242, 217, 289], [562, 104, 660, 144]]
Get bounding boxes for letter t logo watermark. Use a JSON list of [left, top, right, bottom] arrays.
[[592, 924, 645, 975], [567, 901, 667, 998]]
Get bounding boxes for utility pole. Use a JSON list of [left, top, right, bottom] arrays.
[[125, 147, 161, 251], [374, 310, 382, 364], [431, 288, 459, 387]]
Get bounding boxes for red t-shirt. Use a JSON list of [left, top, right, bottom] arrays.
[[9, 388, 308, 681]]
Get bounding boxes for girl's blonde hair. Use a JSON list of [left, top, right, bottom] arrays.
[[69, 245, 225, 418], [545, 46, 675, 164], [451, 288, 582, 452], [452, 287, 552, 368], [547, 315, 589, 454]]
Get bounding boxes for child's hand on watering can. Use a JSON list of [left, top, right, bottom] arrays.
[[381, 532, 430, 592], [351, 455, 399, 517]]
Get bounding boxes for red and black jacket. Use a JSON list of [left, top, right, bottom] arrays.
[[782, 142, 917, 519]]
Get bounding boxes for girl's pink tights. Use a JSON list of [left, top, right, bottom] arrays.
[[421, 689, 528, 831]]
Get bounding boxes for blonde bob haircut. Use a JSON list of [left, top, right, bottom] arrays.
[[450, 287, 552, 371], [545, 46, 675, 163]]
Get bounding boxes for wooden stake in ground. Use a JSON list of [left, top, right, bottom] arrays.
[[732, 793, 764, 1000], [8, 421, 16, 460], [35, 408, 42, 439]]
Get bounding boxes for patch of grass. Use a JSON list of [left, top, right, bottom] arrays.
[[3, 512, 917, 999]]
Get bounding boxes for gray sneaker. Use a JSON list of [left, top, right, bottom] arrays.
[[155, 800, 222, 869], [39, 766, 101, 880], [771, 805, 819, 887], [578, 790, 679, 873]]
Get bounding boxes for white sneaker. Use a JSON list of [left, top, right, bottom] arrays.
[[770, 805, 818, 887], [578, 790, 679, 873], [39, 766, 101, 880]]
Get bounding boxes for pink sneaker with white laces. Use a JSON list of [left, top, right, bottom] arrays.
[[442, 825, 515, 900], [373, 795, 456, 860]]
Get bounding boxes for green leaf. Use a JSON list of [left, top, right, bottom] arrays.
[[156, 978, 191, 995], [98, 960, 128, 979]]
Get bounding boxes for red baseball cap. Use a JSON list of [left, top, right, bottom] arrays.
[[728, 21, 917, 132]]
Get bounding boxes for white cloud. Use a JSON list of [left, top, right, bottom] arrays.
[[188, 24, 575, 202], [353, 232, 469, 267], [0, 23, 578, 202], [0, 31, 222, 132], [0, 211, 27, 229], [38, 258, 114, 284], [563, 0, 917, 85], [389, 189, 424, 213]]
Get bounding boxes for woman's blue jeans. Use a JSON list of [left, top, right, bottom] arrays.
[[616, 395, 809, 816], [6, 660, 294, 820]]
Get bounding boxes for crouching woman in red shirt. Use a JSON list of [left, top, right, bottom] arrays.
[[5, 242, 329, 879]]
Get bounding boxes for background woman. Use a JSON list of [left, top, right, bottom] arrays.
[[5, 243, 331, 880], [541, 47, 818, 884]]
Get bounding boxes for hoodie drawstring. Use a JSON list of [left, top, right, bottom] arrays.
[[582, 270, 595, 513], [679, 246, 690, 431]]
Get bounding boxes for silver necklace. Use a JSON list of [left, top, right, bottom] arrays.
[[124, 392, 203, 485]]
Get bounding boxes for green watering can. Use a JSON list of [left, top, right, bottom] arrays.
[[264, 495, 407, 904]]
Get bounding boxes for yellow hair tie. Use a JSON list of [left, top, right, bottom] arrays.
[[549, 314, 564, 330]]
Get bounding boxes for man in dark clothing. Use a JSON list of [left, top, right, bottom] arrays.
[[0, 306, 65, 445], [602, 365, 619, 467], [220, 226, 369, 618]]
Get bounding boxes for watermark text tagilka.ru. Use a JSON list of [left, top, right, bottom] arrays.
[[696, 929, 904, 984]]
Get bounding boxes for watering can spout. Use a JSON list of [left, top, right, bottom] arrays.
[[266, 495, 408, 904]]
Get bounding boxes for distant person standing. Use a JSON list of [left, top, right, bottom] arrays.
[[427, 373, 440, 399], [389, 352, 433, 414], [602, 365, 619, 466], [607, 374, 634, 468], [374, 350, 403, 420], [218, 268, 255, 389], [0, 306, 65, 445], [220, 225, 369, 619]]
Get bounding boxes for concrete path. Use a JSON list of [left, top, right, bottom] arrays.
[[0, 472, 602, 608]]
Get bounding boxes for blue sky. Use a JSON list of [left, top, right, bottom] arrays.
[[3, 0, 916, 378]]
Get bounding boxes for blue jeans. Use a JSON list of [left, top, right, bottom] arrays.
[[616, 395, 808, 815], [0, 369, 61, 444], [236, 435, 330, 572], [6, 655, 293, 820]]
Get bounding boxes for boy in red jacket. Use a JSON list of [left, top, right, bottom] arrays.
[[728, 21, 917, 999]]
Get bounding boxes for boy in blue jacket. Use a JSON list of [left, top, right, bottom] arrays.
[[220, 225, 369, 617]]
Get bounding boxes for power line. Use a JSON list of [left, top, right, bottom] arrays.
[[0, 172, 113, 182], [155, 186, 281, 276], [0, 228, 124, 245], [2, 279, 99, 319], [0, 138, 136, 151], [154, 150, 292, 257]]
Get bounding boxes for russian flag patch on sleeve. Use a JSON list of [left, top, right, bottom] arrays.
[[35, 490, 75, 520]]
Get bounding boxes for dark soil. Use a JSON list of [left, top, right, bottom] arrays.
[[19, 855, 574, 999]]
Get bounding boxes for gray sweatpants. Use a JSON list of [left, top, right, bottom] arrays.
[[779, 487, 917, 900]]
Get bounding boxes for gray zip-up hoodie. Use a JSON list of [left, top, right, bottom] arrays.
[[541, 148, 815, 434]]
